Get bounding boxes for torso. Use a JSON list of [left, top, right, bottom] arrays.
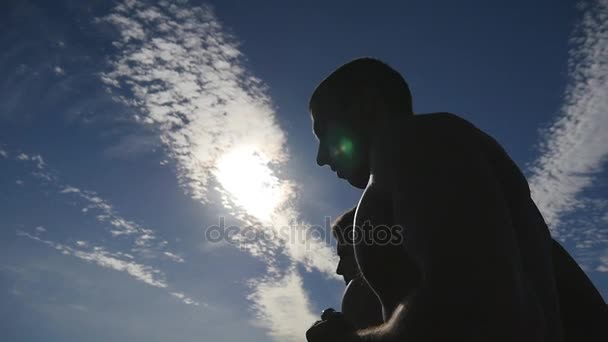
[[353, 174, 420, 318], [341, 277, 384, 329], [354, 112, 563, 340]]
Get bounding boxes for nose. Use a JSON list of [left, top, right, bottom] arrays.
[[336, 259, 344, 276]]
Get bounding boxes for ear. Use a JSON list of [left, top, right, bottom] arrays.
[[353, 87, 384, 128]]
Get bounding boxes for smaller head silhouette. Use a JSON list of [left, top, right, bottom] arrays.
[[331, 207, 359, 284]]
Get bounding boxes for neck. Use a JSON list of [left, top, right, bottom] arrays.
[[368, 113, 395, 178]]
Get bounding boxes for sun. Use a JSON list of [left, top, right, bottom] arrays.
[[214, 146, 285, 222]]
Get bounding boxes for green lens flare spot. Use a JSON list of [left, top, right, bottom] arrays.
[[338, 137, 353, 157]]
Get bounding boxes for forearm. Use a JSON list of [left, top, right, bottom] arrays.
[[356, 284, 499, 342], [356, 303, 407, 342]]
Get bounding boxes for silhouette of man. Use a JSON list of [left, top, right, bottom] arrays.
[[331, 207, 384, 329], [305, 58, 606, 342]]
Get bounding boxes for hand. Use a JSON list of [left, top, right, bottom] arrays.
[[306, 308, 359, 342]]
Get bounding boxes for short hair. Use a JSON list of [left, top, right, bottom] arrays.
[[309, 57, 413, 121], [331, 207, 357, 245]]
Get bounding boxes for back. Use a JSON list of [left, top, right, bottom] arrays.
[[454, 113, 607, 341], [467, 113, 563, 341], [551, 239, 608, 341], [428, 113, 563, 341]]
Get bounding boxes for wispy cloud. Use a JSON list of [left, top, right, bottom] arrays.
[[17, 153, 30, 161], [528, 0, 608, 234], [100, 0, 287, 204], [9, 150, 180, 259], [59, 184, 157, 246], [248, 269, 318, 342], [53, 65, 65, 76], [100, 0, 337, 273], [17, 231, 169, 288], [102, 131, 160, 159], [170, 291, 201, 306], [557, 197, 608, 272], [100, 1, 335, 339], [597, 253, 608, 272], [527, 0, 608, 273], [5, 147, 200, 306], [17, 230, 200, 305], [12, 152, 54, 181], [163, 251, 185, 263]]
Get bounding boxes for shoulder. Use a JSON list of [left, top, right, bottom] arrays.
[[371, 112, 483, 189], [409, 112, 481, 141], [378, 112, 481, 156]]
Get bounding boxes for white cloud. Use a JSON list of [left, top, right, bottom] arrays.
[[100, 2, 335, 340], [17, 231, 167, 288], [248, 269, 318, 342], [6, 146, 200, 307], [73, 247, 166, 287], [597, 254, 608, 272], [53, 66, 65, 76], [556, 196, 608, 271], [102, 132, 159, 159], [63, 188, 126, 228], [14, 152, 54, 181], [101, 1, 287, 204], [0, 148, 7, 158], [30, 154, 46, 169], [163, 251, 185, 263], [101, 0, 337, 272], [17, 231, 204, 306], [528, 0, 608, 236], [16, 179, 24, 185], [170, 291, 201, 306], [60, 185, 80, 194], [58, 184, 161, 251]]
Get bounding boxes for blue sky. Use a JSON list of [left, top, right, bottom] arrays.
[[1, 0, 607, 341]]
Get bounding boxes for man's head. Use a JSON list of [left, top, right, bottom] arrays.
[[332, 207, 359, 284], [310, 58, 413, 188]]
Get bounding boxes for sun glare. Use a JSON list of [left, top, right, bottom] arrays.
[[214, 147, 285, 222]]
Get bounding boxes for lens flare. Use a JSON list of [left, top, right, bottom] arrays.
[[338, 137, 353, 157], [331, 136, 354, 159]]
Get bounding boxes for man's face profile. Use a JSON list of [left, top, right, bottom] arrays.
[[312, 112, 370, 189], [336, 239, 358, 284]]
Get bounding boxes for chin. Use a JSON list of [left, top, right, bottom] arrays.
[[336, 164, 369, 189], [346, 172, 369, 189]]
